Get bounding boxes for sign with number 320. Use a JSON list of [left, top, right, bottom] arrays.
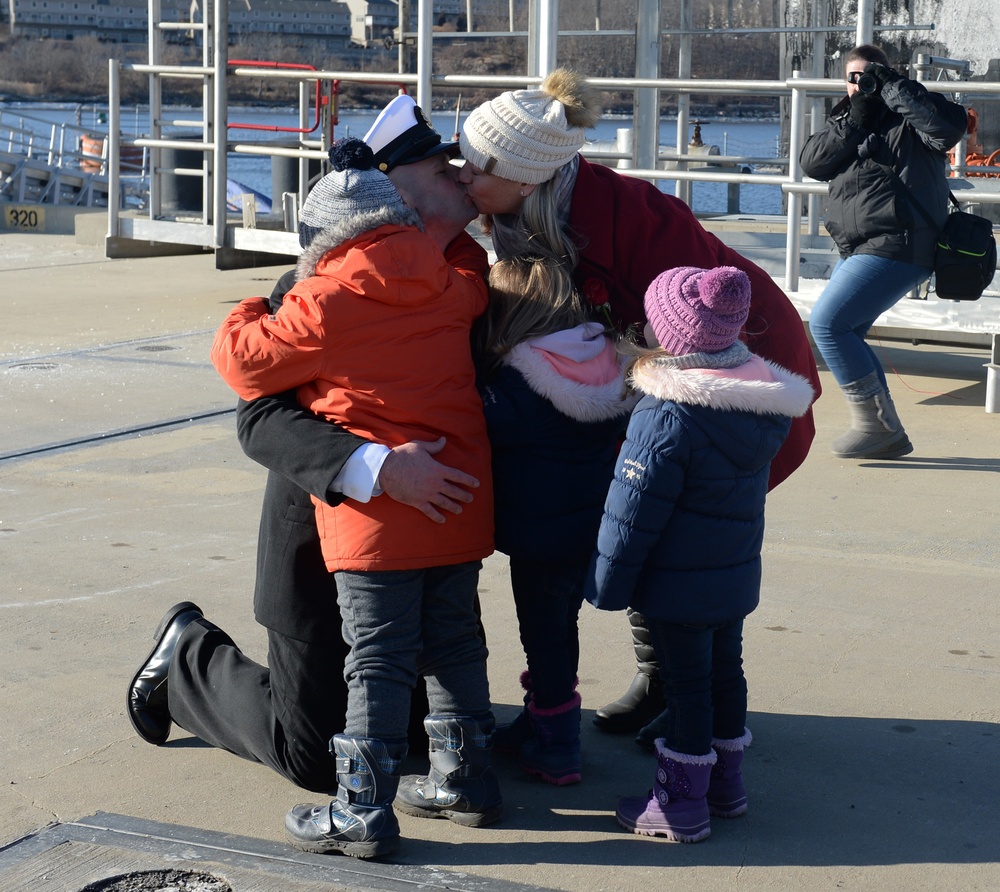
[[4, 206, 46, 231]]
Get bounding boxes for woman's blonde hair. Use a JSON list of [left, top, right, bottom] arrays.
[[477, 256, 594, 379], [479, 183, 580, 269]]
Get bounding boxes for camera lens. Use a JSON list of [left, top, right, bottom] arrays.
[[857, 73, 879, 95]]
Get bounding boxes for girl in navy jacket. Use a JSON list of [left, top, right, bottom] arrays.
[[586, 266, 814, 842], [477, 256, 635, 786]]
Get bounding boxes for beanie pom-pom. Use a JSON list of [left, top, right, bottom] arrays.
[[328, 137, 375, 172], [541, 68, 602, 130], [698, 266, 751, 314]]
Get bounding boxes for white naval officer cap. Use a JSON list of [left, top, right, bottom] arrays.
[[363, 94, 459, 173]]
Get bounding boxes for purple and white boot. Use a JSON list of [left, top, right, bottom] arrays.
[[707, 728, 752, 818], [615, 740, 716, 842]]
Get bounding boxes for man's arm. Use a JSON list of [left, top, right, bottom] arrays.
[[236, 391, 365, 506], [236, 393, 479, 522]]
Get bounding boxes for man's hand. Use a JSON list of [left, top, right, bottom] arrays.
[[864, 61, 901, 89], [379, 437, 479, 524]]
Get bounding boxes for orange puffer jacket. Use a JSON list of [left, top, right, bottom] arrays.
[[212, 224, 493, 572]]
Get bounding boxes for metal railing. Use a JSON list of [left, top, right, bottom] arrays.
[[0, 106, 152, 208], [103, 27, 1000, 304]]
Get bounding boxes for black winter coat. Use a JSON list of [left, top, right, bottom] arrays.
[[799, 76, 967, 264]]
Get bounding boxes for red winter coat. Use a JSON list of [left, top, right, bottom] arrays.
[[567, 157, 821, 489], [211, 224, 494, 571]]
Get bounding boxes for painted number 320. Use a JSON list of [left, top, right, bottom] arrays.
[[5, 206, 43, 230]]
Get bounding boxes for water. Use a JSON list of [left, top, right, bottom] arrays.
[[1, 101, 784, 215], [227, 108, 786, 216]]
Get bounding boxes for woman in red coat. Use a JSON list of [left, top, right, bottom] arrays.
[[458, 67, 822, 742]]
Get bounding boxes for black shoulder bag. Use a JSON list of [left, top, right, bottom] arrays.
[[877, 160, 997, 301]]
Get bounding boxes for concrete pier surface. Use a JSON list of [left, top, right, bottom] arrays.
[[1, 231, 998, 892]]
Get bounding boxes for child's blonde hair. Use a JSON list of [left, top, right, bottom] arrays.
[[478, 256, 594, 379], [616, 330, 670, 381]]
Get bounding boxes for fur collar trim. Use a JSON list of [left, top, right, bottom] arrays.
[[295, 206, 424, 280], [504, 341, 637, 423], [630, 354, 814, 418]]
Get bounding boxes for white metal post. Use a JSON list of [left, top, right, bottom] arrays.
[[675, 0, 692, 203], [785, 71, 806, 291], [634, 0, 660, 176], [855, 0, 874, 46], [527, 0, 558, 77], [107, 58, 120, 239], [212, 0, 228, 248], [148, 0, 162, 219], [417, 0, 432, 109], [537, 0, 558, 76]]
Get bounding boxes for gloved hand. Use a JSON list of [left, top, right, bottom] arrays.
[[848, 91, 883, 131], [864, 62, 901, 89]]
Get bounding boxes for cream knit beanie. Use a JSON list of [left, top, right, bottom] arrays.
[[460, 69, 601, 184]]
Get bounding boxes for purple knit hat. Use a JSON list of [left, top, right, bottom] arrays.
[[644, 265, 751, 355]]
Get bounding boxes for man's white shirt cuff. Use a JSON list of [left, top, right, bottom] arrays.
[[330, 442, 390, 502]]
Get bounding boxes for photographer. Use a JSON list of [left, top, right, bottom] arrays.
[[800, 44, 967, 459]]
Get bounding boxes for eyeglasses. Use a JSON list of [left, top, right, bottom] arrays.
[[847, 71, 865, 84]]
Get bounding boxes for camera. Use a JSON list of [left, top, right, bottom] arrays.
[[857, 73, 880, 95]]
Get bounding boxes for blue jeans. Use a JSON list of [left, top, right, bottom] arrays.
[[334, 561, 490, 741], [646, 617, 748, 756], [809, 254, 930, 387], [508, 557, 587, 709]]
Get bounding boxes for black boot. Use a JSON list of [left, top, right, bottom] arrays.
[[285, 735, 406, 859], [395, 715, 503, 827], [593, 610, 665, 733], [494, 670, 533, 755], [635, 706, 670, 751]]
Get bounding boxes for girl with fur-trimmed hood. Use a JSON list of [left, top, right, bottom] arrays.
[[585, 265, 814, 844]]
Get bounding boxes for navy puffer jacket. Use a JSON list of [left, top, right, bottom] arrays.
[[586, 353, 814, 625]]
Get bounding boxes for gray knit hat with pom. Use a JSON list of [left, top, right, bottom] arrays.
[[459, 69, 601, 185], [298, 138, 407, 249]]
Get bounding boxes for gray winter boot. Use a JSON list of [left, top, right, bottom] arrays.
[[831, 371, 913, 459], [593, 609, 665, 733], [285, 735, 406, 859], [395, 715, 503, 827]]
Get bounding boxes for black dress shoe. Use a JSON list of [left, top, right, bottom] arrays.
[[127, 601, 203, 745]]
